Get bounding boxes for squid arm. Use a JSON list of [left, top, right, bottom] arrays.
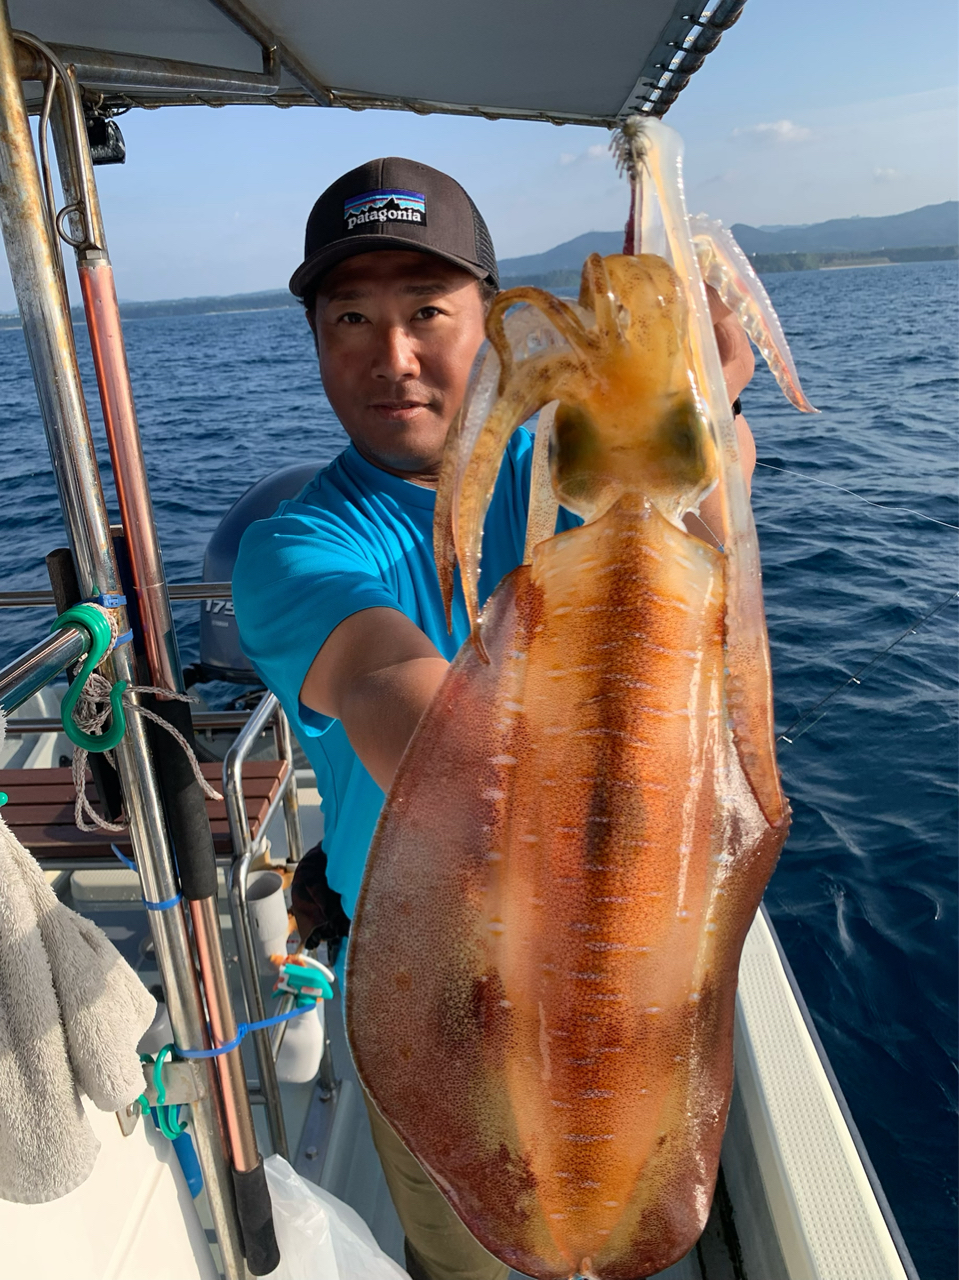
[[579, 254, 628, 346], [434, 340, 504, 632], [436, 297, 583, 641], [486, 287, 595, 390], [454, 354, 583, 658], [433, 408, 462, 633], [691, 214, 818, 415], [523, 400, 559, 564]]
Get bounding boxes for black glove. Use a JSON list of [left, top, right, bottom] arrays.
[[291, 840, 351, 954]]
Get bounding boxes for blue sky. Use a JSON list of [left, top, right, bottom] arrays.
[[1, 0, 956, 307]]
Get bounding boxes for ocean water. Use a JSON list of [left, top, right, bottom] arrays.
[[1, 260, 956, 1276]]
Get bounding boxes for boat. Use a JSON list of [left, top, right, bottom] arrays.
[[0, 2, 921, 1277]]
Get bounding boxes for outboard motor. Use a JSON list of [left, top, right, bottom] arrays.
[[184, 463, 322, 687]]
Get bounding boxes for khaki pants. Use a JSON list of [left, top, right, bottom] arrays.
[[363, 1091, 509, 1280]]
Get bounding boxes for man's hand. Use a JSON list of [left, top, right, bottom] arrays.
[[707, 285, 755, 405], [301, 606, 448, 792]]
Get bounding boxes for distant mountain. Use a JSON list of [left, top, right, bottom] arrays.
[[115, 289, 297, 320], [730, 203, 958, 254], [498, 231, 625, 279], [497, 203, 958, 281], [2, 202, 952, 329], [0, 287, 299, 329]]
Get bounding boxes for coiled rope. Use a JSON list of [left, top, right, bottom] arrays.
[[71, 668, 221, 833]]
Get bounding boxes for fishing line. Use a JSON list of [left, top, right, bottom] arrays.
[[755, 461, 959, 531], [776, 587, 959, 745]]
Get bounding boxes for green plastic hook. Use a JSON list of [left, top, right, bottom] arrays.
[[51, 603, 127, 753]]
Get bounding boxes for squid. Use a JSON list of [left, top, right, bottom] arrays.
[[347, 117, 817, 1279]]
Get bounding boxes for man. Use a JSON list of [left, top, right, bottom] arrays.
[[232, 156, 756, 1280]]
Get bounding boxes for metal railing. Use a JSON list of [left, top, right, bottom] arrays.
[[0, 580, 232, 607], [0, 625, 86, 713], [7, 708, 251, 732], [224, 691, 305, 1160]]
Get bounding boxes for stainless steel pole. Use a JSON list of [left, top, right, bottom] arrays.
[[43, 51, 269, 1206], [0, 627, 86, 712], [273, 703, 305, 864], [0, 10, 248, 1276]]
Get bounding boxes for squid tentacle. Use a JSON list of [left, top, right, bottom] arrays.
[[691, 216, 818, 415], [642, 123, 787, 827]]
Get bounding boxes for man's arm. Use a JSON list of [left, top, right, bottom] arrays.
[[684, 287, 757, 546], [301, 606, 448, 791]]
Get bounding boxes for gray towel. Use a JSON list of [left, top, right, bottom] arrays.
[[0, 716, 155, 1202]]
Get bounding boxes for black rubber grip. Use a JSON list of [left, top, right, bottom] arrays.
[[147, 694, 219, 901], [110, 526, 147, 661], [232, 1159, 280, 1275], [45, 547, 124, 822]]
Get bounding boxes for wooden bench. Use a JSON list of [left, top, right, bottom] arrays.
[[0, 761, 288, 861]]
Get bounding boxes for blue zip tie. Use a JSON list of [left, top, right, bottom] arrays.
[[111, 843, 136, 871], [86, 592, 127, 607], [175, 1004, 314, 1060], [110, 843, 182, 911], [82, 597, 132, 647], [144, 891, 183, 912]]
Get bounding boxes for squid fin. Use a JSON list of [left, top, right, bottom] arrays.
[[523, 401, 559, 565], [691, 216, 818, 414]]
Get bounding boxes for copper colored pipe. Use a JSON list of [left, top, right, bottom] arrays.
[[77, 258, 182, 694], [190, 897, 260, 1171], [77, 259, 261, 1171]]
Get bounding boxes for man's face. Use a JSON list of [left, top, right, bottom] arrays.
[[311, 250, 487, 479]]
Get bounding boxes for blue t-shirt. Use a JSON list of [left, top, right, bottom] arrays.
[[233, 428, 576, 920]]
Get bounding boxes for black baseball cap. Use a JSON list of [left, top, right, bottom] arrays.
[[289, 157, 499, 302]]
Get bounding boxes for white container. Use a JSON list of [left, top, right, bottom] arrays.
[[246, 869, 289, 974], [138, 1000, 174, 1056], [275, 1001, 325, 1084]]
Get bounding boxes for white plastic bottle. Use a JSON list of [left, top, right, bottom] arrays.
[[275, 1001, 325, 1084]]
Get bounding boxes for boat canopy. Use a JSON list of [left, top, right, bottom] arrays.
[[9, 0, 746, 125]]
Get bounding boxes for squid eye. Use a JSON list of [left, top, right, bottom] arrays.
[[658, 400, 709, 482], [553, 403, 601, 489]]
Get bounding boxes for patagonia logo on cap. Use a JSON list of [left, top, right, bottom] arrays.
[[344, 189, 427, 232]]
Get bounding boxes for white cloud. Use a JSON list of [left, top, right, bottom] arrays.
[[732, 119, 813, 146], [559, 142, 610, 167], [873, 166, 904, 183]]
